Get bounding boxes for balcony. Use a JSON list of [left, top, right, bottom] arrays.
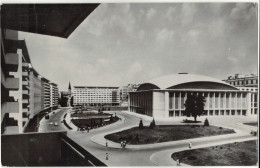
[[1, 102, 19, 113], [3, 77, 19, 91], [22, 90, 29, 94], [22, 62, 28, 67], [22, 99, 29, 104], [22, 80, 29, 86], [22, 71, 29, 76], [23, 108, 29, 113], [4, 53, 19, 72], [1, 131, 106, 166]]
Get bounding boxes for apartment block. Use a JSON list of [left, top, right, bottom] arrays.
[[74, 86, 120, 106]]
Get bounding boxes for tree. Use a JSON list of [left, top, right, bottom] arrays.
[[139, 119, 144, 129], [196, 94, 206, 121], [70, 96, 74, 107], [184, 93, 206, 121]]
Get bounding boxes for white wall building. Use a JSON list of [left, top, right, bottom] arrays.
[[129, 73, 257, 119]]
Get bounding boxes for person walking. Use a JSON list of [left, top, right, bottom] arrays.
[[106, 140, 108, 147], [121, 141, 123, 148], [106, 153, 108, 160], [189, 141, 192, 148]]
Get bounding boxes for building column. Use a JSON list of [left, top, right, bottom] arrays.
[[173, 92, 175, 110], [165, 91, 169, 118], [213, 92, 215, 116], [229, 93, 232, 115], [240, 92, 243, 115], [206, 92, 209, 116], [235, 92, 238, 115], [178, 92, 181, 111], [246, 92, 252, 116]]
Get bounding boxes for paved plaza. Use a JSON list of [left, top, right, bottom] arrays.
[[39, 108, 258, 166]]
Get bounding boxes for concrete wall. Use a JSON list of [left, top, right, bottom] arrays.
[[152, 91, 165, 118]]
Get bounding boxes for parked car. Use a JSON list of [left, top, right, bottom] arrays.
[[45, 115, 50, 119], [54, 122, 59, 126]]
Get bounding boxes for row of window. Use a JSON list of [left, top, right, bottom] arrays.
[[228, 79, 258, 86]]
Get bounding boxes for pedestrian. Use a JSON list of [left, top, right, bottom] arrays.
[[106, 153, 108, 160], [106, 140, 108, 147], [189, 141, 192, 148], [121, 141, 123, 148]]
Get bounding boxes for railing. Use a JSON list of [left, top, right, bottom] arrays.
[[2, 131, 106, 166], [60, 134, 106, 166]]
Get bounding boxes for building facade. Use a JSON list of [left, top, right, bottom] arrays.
[[120, 84, 140, 101], [73, 86, 120, 106], [223, 74, 258, 116], [1, 30, 60, 134], [223, 74, 258, 87], [129, 73, 256, 119]]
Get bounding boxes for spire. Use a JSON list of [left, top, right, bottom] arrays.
[[68, 82, 71, 90]]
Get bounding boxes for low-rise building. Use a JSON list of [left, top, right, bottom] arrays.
[[129, 73, 257, 118]]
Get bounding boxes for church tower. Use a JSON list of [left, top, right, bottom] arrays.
[[68, 82, 71, 95], [67, 82, 72, 107]]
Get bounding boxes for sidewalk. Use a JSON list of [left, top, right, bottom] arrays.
[[64, 109, 78, 131]]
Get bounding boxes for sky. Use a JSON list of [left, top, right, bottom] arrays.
[[19, 3, 258, 91]]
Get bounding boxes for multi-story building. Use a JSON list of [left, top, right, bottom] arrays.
[[223, 74, 258, 87], [223, 74, 258, 116], [1, 31, 60, 134], [74, 86, 120, 106], [50, 83, 59, 110], [120, 84, 140, 101], [129, 73, 257, 118], [28, 68, 43, 119]]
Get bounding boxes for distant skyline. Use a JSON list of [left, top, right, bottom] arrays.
[[19, 3, 258, 91]]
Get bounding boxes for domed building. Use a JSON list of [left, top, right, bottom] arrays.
[[129, 73, 253, 118]]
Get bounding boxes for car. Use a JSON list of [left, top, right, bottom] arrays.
[[45, 115, 50, 119], [54, 122, 59, 126]]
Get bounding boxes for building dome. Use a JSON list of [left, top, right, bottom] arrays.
[[137, 73, 238, 91]]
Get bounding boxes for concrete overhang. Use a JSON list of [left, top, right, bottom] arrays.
[[1, 4, 99, 38]]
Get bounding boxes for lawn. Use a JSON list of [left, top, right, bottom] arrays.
[[105, 125, 235, 144], [244, 122, 258, 127], [171, 140, 257, 166]]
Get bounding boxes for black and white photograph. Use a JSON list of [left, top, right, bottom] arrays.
[[1, 0, 259, 167]]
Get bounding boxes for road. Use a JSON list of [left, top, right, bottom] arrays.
[[38, 108, 68, 132], [39, 108, 258, 166]]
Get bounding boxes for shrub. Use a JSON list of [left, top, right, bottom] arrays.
[[187, 155, 197, 160], [139, 119, 144, 129], [204, 118, 209, 126], [135, 134, 139, 142], [149, 118, 156, 129]]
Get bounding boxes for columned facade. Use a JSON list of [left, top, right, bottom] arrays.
[[129, 73, 256, 119], [129, 89, 250, 118]]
